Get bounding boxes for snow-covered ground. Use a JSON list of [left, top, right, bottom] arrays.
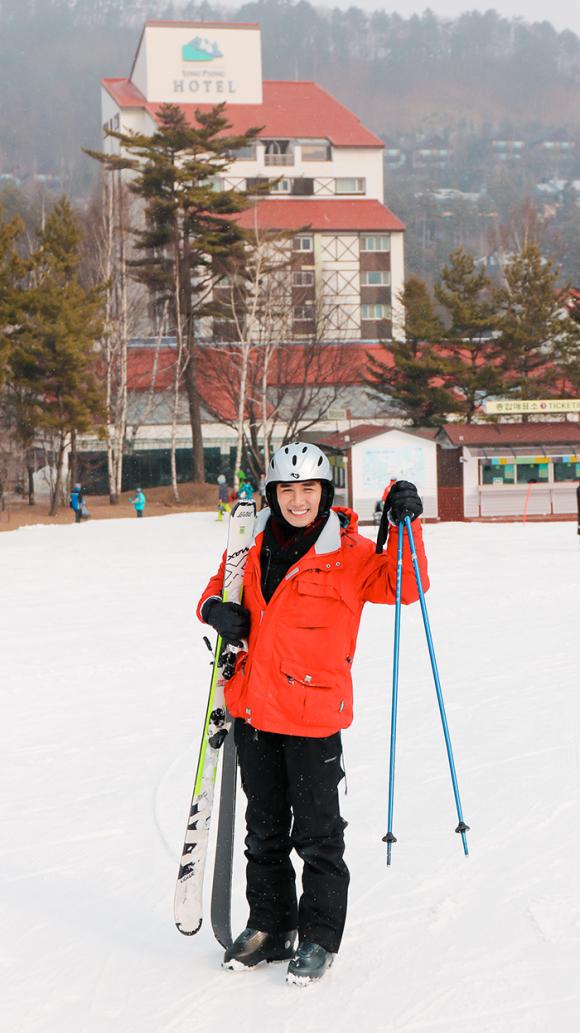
[[2, 513, 579, 1033]]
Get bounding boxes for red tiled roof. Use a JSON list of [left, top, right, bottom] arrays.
[[102, 79, 384, 148], [442, 422, 580, 446], [311, 424, 438, 448], [103, 78, 148, 106], [126, 341, 379, 393], [235, 199, 404, 232], [126, 348, 178, 391]]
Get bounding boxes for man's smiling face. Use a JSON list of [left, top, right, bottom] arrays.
[[276, 480, 322, 527]]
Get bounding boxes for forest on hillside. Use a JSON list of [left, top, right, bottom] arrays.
[[2, 0, 580, 282], [2, 0, 580, 190]]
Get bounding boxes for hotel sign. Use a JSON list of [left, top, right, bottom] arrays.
[[175, 34, 236, 98], [132, 24, 263, 105], [484, 399, 580, 415]]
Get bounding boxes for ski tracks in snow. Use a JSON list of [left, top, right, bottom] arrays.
[[2, 517, 580, 1033]]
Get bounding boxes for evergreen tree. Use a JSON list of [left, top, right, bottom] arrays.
[[367, 276, 461, 426], [10, 198, 105, 513], [493, 243, 580, 402], [0, 207, 24, 387], [435, 248, 503, 422], [86, 102, 261, 482]]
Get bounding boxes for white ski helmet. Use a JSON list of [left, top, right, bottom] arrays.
[[217, 474, 226, 484], [265, 442, 335, 519], [266, 442, 332, 485]]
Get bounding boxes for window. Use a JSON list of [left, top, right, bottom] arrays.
[[361, 270, 390, 286], [294, 306, 315, 321], [231, 143, 257, 160], [360, 235, 390, 252], [270, 178, 292, 194], [292, 270, 314, 287], [361, 304, 391, 320], [104, 113, 120, 133], [291, 178, 314, 196], [554, 457, 580, 481], [208, 177, 226, 192], [480, 461, 515, 485], [293, 235, 313, 252], [264, 140, 294, 166], [335, 178, 365, 194], [329, 456, 346, 488], [246, 177, 268, 192], [300, 140, 331, 162], [516, 460, 549, 484]]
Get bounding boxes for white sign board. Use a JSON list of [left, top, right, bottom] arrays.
[[132, 23, 263, 105], [362, 446, 426, 495], [484, 399, 580, 414]]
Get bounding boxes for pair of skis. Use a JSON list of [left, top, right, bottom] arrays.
[[173, 500, 256, 946]]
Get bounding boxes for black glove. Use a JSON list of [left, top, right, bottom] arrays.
[[376, 480, 423, 554], [201, 598, 251, 648]]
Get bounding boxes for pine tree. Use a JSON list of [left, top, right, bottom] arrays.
[[366, 277, 461, 426], [435, 248, 504, 422], [10, 198, 105, 513], [86, 102, 261, 482], [493, 243, 580, 402], [0, 207, 24, 387]]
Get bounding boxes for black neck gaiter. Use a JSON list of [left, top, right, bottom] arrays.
[[260, 512, 328, 603]]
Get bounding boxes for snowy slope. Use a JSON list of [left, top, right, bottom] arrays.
[[1, 514, 579, 1033]]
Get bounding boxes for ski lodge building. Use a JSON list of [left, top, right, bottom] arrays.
[[83, 21, 580, 524], [92, 20, 408, 484], [102, 20, 404, 343]]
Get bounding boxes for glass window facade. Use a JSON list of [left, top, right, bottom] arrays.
[[479, 455, 580, 488], [300, 140, 331, 161], [481, 461, 515, 485], [294, 306, 315, 320], [360, 235, 390, 252], [516, 461, 549, 483], [554, 458, 580, 481], [361, 303, 390, 320], [335, 177, 365, 194], [292, 270, 314, 286], [361, 270, 390, 286]]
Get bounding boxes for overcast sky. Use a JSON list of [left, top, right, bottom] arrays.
[[326, 1, 580, 37]]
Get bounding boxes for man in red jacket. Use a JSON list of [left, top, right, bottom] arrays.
[[198, 442, 428, 984]]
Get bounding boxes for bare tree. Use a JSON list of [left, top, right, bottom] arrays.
[[83, 174, 149, 503], [201, 236, 359, 479]]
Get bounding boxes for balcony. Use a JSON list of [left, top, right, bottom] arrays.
[[264, 152, 295, 167]]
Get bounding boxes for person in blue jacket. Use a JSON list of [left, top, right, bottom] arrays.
[[69, 483, 84, 524], [129, 487, 146, 518], [238, 479, 255, 501]]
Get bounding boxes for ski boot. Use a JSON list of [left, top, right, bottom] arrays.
[[286, 941, 334, 985], [222, 928, 297, 971]]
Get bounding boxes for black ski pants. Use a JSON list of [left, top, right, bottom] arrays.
[[234, 718, 349, 954]]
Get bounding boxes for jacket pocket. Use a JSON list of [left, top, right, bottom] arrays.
[[292, 578, 342, 628], [280, 659, 351, 727]]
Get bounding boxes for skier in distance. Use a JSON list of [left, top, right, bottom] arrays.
[[197, 442, 428, 984]]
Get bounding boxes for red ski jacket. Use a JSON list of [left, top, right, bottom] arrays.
[[197, 507, 429, 738]]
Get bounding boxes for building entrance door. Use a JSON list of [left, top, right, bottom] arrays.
[[437, 446, 464, 521]]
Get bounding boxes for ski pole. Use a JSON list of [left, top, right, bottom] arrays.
[[404, 516, 470, 856], [383, 522, 404, 865]]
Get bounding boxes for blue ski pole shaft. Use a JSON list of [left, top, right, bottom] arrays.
[[404, 517, 470, 856], [383, 523, 404, 865]]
